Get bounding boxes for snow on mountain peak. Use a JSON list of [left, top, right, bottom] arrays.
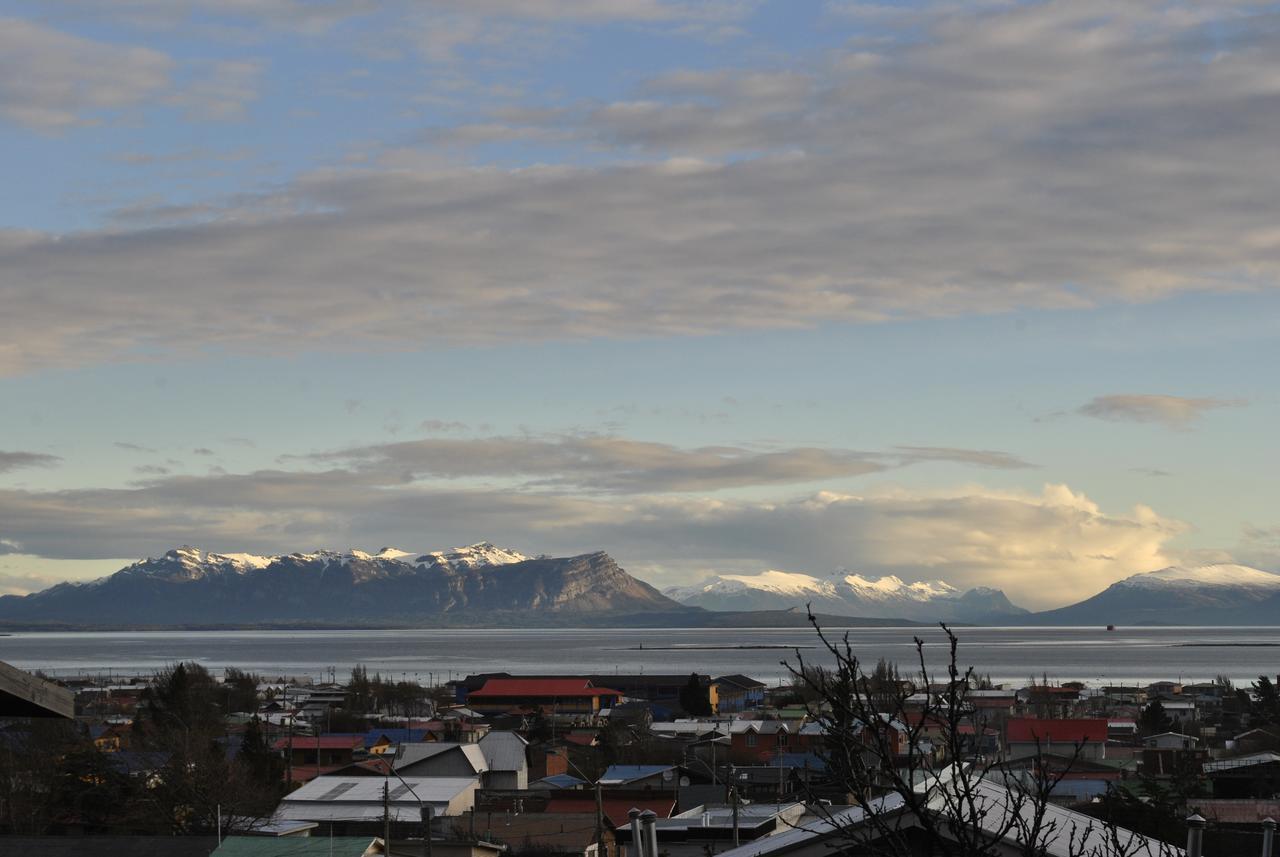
[[842, 573, 957, 599], [1120, 564, 1280, 590], [722, 570, 837, 596], [415, 542, 529, 570]]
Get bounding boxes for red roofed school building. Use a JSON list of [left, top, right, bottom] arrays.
[[1005, 718, 1108, 761], [466, 678, 622, 716]]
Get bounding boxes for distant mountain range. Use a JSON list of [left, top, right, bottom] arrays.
[[1024, 564, 1280, 626], [664, 570, 1029, 623], [1, 545, 1276, 628]]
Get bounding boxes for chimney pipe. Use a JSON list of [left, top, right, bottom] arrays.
[[1263, 817, 1276, 857], [629, 809, 644, 857], [1186, 813, 1205, 857], [640, 810, 659, 857]]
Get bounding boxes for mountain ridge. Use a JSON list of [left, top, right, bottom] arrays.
[[665, 568, 1028, 623], [0, 543, 682, 626]]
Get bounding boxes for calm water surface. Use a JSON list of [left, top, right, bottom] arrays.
[[3, 626, 1278, 685]]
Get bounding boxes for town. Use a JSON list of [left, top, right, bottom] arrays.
[[5, 636, 1280, 857]]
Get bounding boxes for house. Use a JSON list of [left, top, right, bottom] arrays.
[[729, 720, 791, 764], [1204, 752, 1280, 799], [366, 728, 434, 754], [1146, 681, 1182, 697], [276, 775, 480, 833], [597, 764, 676, 789], [478, 731, 530, 790], [1004, 718, 1108, 761], [1159, 698, 1198, 723], [713, 675, 767, 713], [1143, 732, 1198, 750], [1232, 727, 1280, 754], [966, 689, 1018, 717], [88, 723, 126, 752], [347, 743, 491, 783], [1108, 719, 1139, 742], [456, 673, 714, 715], [466, 679, 621, 717], [274, 735, 364, 771], [995, 753, 1123, 803]]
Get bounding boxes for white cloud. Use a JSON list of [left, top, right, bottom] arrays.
[[0, 18, 172, 129], [1078, 394, 1246, 429]]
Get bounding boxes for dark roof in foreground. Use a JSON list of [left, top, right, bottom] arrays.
[[0, 836, 219, 857]]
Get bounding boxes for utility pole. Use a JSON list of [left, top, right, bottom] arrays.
[[383, 780, 392, 855], [421, 804, 433, 857], [285, 687, 294, 790], [731, 785, 740, 847], [594, 781, 605, 857]]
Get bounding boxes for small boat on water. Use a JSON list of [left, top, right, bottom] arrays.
[[1106, 624, 1116, 631]]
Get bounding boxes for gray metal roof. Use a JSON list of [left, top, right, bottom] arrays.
[[478, 730, 528, 772], [280, 775, 478, 821]]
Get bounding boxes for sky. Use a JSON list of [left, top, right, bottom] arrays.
[[1, 0, 1278, 610]]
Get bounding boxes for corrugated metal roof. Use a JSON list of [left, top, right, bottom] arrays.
[[598, 764, 673, 785], [282, 775, 476, 806]]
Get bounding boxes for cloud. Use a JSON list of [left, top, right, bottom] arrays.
[[1130, 467, 1172, 478], [0, 18, 172, 130], [114, 442, 158, 453], [892, 447, 1036, 470], [1078, 394, 1246, 429], [0, 451, 62, 474], [301, 434, 1036, 493], [0, 471, 1182, 608], [420, 419, 470, 433], [5, 3, 1280, 372], [170, 59, 264, 121], [305, 435, 891, 493], [193, 448, 216, 456], [600, 485, 1184, 609]]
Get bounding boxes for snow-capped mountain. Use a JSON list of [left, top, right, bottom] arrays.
[[1031, 563, 1280, 626], [665, 569, 1027, 622], [0, 543, 679, 626]]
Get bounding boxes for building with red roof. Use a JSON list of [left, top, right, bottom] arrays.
[[467, 678, 622, 716], [272, 734, 364, 769], [1005, 717, 1108, 761]]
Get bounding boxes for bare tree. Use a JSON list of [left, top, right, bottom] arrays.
[[784, 613, 1183, 856]]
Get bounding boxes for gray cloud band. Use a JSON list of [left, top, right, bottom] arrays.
[[3, 2, 1280, 373]]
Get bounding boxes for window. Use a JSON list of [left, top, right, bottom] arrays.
[[746, 733, 758, 747]]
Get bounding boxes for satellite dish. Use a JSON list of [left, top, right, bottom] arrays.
[[679, 776, 691, 787], [662, 770, 674, 782]]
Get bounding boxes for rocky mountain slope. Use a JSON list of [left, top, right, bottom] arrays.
[[0, 543, 684, 626], [665, 569, 1028, 623]]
